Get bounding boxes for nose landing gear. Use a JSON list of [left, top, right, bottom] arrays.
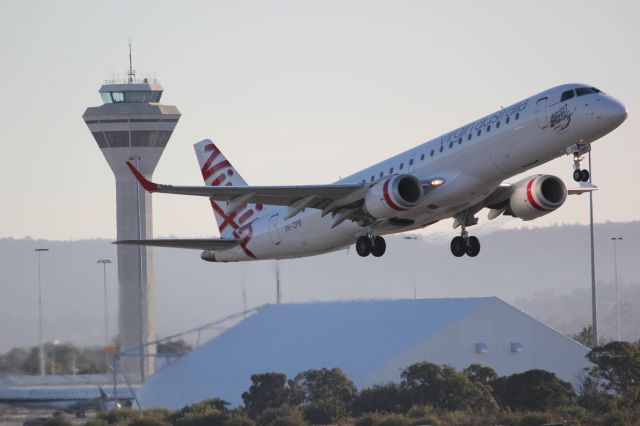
[[355, 234, 387, 257], [568, 144, 591, 182]]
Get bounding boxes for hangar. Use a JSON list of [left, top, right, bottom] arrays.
[[138, 297, 590, 409]]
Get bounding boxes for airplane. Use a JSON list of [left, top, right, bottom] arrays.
[[118, 83, 627, 261], [0, 383, 133, 415]]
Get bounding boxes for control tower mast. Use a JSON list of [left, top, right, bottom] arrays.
[[82, 46, 180, 381]]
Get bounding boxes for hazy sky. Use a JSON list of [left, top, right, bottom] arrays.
[[1, 0, 638, 240]]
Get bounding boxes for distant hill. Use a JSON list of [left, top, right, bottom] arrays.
[[1, 221, 638, 351]]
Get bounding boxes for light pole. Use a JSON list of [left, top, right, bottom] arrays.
[[275, 261, 281, 304], [403, 235, 419, 299], [611, 237, 623, 341], [34, 248, 48, 376], [97, 259, 112, 347], [588, 152, 598, 347]]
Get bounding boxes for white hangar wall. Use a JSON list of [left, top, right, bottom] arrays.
[[365, 298, 590, 388]]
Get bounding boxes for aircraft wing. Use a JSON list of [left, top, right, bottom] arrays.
[[127, 161, 364, 210], [115, 238, 241, 250], [126, 162, 445, 225]]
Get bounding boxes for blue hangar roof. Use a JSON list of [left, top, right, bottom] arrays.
[[139, 297, 494, 408]]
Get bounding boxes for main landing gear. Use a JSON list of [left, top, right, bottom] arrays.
[[355, 233, 386, 257], [450, 210, 481, 258], [568, 144, 591, 182]]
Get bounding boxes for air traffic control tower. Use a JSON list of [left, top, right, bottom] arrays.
[[82, 60, 180, 381]]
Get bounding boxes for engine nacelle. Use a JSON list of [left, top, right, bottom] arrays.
[[509, 174, 567, 221], [364, 174, 423, 219], [200, 250, 217, 262]]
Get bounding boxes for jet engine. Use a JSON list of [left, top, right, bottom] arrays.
[[201, 250, 217, 262], [508, 174, 567, 221], [364, 174, 424, 219]]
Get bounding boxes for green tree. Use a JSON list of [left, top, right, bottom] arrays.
[[0, 347, 29, 373], [570, 325, 594, 347], [258, 406, 307, 426], [157, 339, 192, 355], [169, 398, 230, 426], [587, 342, 640, 394], [288, 367, 357, 421], [351, 383, 414, 414], [492, 369, 575, 411], [401, 362, 497, 412], [242, 372, 290, 411], [463, 364, 498, 385]]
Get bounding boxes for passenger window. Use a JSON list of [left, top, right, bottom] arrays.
[[506, 116, 510, 124], [420, 153, 425, 161], [561, 90, 575, 102], [449, 142, 454, 148], [515, 113, 520, 120], [371, 176, 374, 181], [389, 167, 393, 174], [496, 121, 500, 128], [477, 129, 482, 136], [409, 158, 413, 165], [458, 137, 462, 145], [439, 146, 443, 153], [467, 133, 472, 140], [399, 163, 404, 170], [379, 171, 383, 177], [487, 125, 491, 132], [430, 150, 434, 157]]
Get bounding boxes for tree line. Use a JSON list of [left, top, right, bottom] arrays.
[[0, 340, 192, 375], [33, 340, 640, 426]]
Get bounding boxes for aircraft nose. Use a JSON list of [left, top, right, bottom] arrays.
[[603, 96, 628, 127]]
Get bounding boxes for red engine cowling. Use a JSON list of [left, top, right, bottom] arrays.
[[364, 174, 424, 219], [509, 174, 567, 221]]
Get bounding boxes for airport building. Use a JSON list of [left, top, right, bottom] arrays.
[[138, 297, 590, 409], [82, 69, 180, 381]]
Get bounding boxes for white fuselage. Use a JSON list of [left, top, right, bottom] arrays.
[[214, 84, 626, 261]]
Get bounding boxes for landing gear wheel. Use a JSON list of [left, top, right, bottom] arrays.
[[466, 236, 481, 257], [573, 169, 582, 182], [450, 236, 467, 257], [580, 169, 590, 182], [355, 236, 372, 257], [371, 236, 386, 257]]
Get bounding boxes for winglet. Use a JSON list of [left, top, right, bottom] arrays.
[[126, 161, 159, 192]]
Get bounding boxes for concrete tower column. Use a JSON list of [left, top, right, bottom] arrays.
[[83, 79, 180, 381]]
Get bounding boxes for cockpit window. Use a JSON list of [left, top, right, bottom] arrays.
[[560, 90, 575, 102], [576, 87, 601, 97]]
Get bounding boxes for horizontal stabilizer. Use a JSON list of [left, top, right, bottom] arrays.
[[114, 238, 241, 250]]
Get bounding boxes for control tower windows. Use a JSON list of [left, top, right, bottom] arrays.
[[131, 130, 172, 147], [100, 91, 163, 104], [91, 132, 108, 148], [105, 131, 130, 147]]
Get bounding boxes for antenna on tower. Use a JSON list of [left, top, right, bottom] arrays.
[[127, 39, 136, 83]]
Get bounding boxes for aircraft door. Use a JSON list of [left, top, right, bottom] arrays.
[[268, 214, 282, 245], [535, 97, 549, 129]]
